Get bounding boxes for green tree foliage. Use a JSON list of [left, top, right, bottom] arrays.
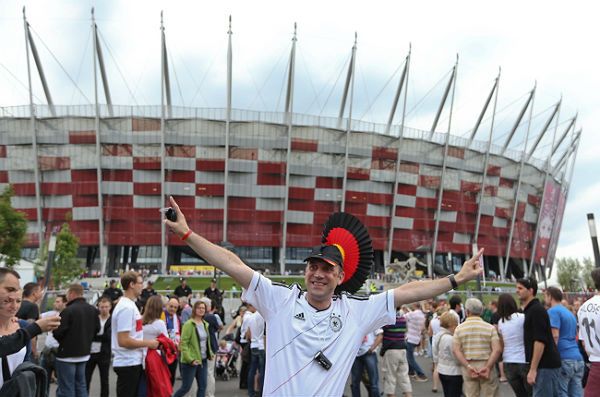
[[0, 186, 27, 266], [52, 223, 82, 289], [582, 257, 596, 291], [556, 257, 583, 291]]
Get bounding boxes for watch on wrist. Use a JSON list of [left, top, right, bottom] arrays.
[[447, 274, 458, 289]]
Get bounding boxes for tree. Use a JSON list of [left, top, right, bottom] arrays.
[[582, 257, 596, 291], [0, 186, 27, 266], [52, 223, 82, 289], [556, 257, 582, 292]]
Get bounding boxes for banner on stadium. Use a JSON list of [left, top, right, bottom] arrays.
[[169, 265, 216, 276], [534, 179, 566, 267]]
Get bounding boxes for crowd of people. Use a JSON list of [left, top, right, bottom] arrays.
[[2, 267, 600, 397], [0, 269, 237, 397], [343, 272, 600, 397], [0, 197, 598, 397]]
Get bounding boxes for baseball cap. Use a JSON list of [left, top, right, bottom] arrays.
[[211, 278, 217, 283], [304, 245, 343, 267]]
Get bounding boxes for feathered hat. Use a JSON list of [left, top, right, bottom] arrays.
[[304, 212, 373, 294]]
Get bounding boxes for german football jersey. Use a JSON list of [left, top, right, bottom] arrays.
[[242, 271, 395, 396]]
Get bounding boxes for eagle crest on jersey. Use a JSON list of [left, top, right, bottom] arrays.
[[321, 212, 374, 295], [329, 314, 343, 332]]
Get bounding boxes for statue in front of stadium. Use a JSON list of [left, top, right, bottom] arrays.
[[388, 253, 427, 283]]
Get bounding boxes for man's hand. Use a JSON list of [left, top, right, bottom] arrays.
[[147, 339, 160, 350], [164, 196, 190, 238], [36, 315, 61, 332], [455, 248, 484, 284], [467, 365, 479, 378], [527, 369, 537, 385], [478, 366, 491, 379]]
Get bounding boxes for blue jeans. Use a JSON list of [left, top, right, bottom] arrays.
[[533, 367, 561, 397], [173, 360, 208, 397], [55, 359, 88, 397], [351, 351, 380, 397], [248, 348, 265, 397], [406, 342, 425, 377], [557, 360, 584, 397]]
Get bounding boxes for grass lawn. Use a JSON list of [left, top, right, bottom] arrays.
[[154, 275, 306, 292]]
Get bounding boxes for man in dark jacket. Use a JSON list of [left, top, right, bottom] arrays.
[[53, 284, 100, 397], [102, 279, 123, 303], [85, 296, 112, 397]]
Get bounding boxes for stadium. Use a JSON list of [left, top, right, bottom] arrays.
[[0, 14, 581, 281]]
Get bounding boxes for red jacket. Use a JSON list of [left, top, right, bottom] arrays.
[[145, 335, 177, 397]]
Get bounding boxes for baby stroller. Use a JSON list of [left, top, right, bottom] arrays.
[[215, 340, 240, 381]]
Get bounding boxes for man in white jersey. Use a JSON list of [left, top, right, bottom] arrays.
[[111, 271, 159, 397], [578, 267, 600, 396], [165, 196, 483, 396], [246, 303, 266, 397]]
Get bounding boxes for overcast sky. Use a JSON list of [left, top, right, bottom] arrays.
[[0, 0, 598, 268]]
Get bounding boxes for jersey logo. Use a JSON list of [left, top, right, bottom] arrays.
[[294, 312, 305, 321], [329, 314, 342, 332]]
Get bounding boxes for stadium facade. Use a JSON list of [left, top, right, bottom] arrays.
[[0, 13, 580, 280]]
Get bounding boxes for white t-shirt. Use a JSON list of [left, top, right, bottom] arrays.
[[242, 272, 395, 397], [405, 309, 425, 345], [430, 316, 441, 337], [497, 313, 526, 363], [356, 329, 383, 357], [41, 310, 59, 348], [248, 311, 265, 350], [111, 296, 144, 367], [143, 319, 168, 341], [240, 311, 254, 344], [0, 345, 26, 387], [578, 295, 600, 362]]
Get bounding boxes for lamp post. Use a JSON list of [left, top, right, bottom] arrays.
[[588, 213, 600, 268], [40, 228, 58, 311]]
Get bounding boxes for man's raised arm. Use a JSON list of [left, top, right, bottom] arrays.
[[393, 249, 483, 308], [164, 196, 254, 289]]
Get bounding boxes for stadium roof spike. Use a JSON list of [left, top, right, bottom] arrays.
[[23, 8, 56, 116], [526, 99, 561, 160], [553, 129, 580, 173], [284, 22, 297, 116], [92, 7, 113, 116], [551, 113, 577, 156], [338, 33, 358, 128], [501, 82, 536, 154], [385, 44, 411, 135], [430, 61, 457, 134], [469, 68, 501, 142], [160, 11, 172, 115]]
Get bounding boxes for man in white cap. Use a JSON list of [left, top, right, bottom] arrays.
[[165, 196, 483, 397]]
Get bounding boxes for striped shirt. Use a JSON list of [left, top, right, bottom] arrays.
[[453, 316, 499, 361], [381, 313, 407, 351]]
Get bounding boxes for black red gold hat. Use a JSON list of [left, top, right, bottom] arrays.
[[304, 245, 344, 268], [320, 212, 374, 294]]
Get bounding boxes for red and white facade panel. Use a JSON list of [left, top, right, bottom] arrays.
[[0, 110, 568, 271]]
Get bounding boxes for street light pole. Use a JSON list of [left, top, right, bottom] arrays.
[[40, 229, 58, 311], [588, 213, 600, 268]]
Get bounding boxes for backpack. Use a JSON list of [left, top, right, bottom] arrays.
[[0, 361, 48, 397]]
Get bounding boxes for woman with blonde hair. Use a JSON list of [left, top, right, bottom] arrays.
[[173, 300, 213, 397], [432, 311, 462, 397]]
